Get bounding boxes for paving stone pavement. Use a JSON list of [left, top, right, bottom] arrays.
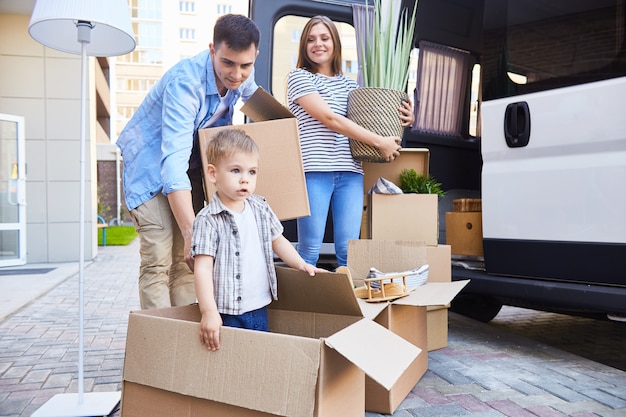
[[1, 239, 625, 417]]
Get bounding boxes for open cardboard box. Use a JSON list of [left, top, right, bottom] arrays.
[[350, 239, 454, 352], [361, 149, 438, 244], [121, 267, 421, 417], [347, 240, 468, 414], [198, 87, 308, 221]]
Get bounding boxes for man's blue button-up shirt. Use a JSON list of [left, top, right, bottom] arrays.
[[116, 49, 258, 210]]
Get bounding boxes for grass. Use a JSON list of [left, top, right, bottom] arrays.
[[98, 225, 138, 246]]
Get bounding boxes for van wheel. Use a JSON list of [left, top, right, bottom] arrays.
[[450, 294, 502, 323]]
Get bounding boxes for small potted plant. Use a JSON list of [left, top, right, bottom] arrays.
[[399, 168, 445, 198], [347, 0, 417, 162]]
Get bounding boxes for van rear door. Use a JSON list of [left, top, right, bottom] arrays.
[[480, 0, 626, 286]]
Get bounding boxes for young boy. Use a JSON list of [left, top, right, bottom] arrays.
[[191, 129, 322, 351]]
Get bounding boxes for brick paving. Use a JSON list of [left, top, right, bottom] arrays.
[[489, 308, 626, 373], [0, 239, 625, 417]]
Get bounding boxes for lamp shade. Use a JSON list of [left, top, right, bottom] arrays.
[[28, 0, 136, 57]]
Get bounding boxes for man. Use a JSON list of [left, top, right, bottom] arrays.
[[117, 14, 260, 309]]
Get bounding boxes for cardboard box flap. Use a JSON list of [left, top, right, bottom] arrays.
[[325, 319, 421, 390], [357, 299, 390, 320], [393, 280, 470, 307], [270, 266, 363, 317], [240, 87, 294, 122], [362, 148, 429, 191], [124, 310, 321, 417]]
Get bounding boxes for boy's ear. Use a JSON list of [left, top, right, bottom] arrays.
[[206, 164, 217, 184]]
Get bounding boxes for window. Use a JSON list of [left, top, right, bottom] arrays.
[[412, 41, 471, 137], [135, 22, 162, 48], [179, 1, 195, 14], [118, 21, 163, 64], [179, 28, 196, 41], [117, 49, 163, 65], [291, 29, 301, 42], [118, 106, 139, 119], [129, 0, 162, 19], [482, 0, 626, 100], [117, 78, 158, 93], [343, 60, 356, 75], [217, 4, 232, 15]]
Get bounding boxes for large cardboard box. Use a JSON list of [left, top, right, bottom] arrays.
[[198, 87, 308, 221], [121, 268, 421, 417], [346, 240, 468, 414], [446, 211, 484, 257], [360, 149, 438, 244], [369, 193, 439, 245]]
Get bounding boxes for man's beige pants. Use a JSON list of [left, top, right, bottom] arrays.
[[129, 193, 196, 309]]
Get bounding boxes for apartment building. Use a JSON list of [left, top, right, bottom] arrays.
[[0, 0, 246, 266]]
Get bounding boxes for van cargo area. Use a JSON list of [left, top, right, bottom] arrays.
[[250, 0, 626, 321]]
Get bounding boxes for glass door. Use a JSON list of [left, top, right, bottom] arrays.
[[0, 113, 26, 266]]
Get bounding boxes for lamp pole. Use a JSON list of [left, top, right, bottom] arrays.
[[28, 1, 135, 415], [76, 20, 92, 404]]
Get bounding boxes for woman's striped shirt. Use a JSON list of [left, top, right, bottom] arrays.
[[287, 68, 363, 174]]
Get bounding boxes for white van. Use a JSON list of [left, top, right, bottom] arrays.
[[251, 0, 626, 321]]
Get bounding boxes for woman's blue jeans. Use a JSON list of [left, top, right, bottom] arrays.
[[297, 171, 363, 267]]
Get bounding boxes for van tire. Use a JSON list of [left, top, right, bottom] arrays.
[[451, 294, 502, 323]]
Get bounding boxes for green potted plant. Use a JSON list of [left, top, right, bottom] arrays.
[[359, 0, 417, 90], [347, 0, 418, 162], [399, 168, 445, 198]]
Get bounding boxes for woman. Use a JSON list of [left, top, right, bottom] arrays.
[[287, 15, 413, 267]]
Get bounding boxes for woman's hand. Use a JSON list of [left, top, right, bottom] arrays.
[[399, 98, 414, 128], [378, 135, 402, 162]]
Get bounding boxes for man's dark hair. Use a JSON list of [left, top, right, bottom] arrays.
[[214, 14, 260, 51]]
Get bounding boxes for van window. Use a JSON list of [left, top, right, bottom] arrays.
[[482, 0, 626, 100]]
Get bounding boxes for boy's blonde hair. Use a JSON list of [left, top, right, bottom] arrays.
[[205, 129, 260, 165]]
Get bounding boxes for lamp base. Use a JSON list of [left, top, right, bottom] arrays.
[[31, 392, 120, 417]]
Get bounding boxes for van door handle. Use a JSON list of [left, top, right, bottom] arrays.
[[504, 102, 531, 147]]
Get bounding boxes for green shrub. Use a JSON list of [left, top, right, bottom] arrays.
[[98, 225, 138, 246], [399, 168, 445, 197]]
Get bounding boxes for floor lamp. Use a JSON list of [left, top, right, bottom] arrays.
[[28, 1, 135, 416]]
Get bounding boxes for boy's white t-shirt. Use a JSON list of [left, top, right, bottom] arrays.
[[227, 201, 272, 313]]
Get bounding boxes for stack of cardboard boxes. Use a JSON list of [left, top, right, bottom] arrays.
[[361, 149, 453, 352], [120, 89, 468, 416]]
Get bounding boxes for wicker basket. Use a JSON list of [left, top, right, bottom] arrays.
[[347, 87, 408, 163]]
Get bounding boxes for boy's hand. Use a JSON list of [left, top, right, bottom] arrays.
[[301, 263, 327, 276], [199, 311, 223, 351]]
